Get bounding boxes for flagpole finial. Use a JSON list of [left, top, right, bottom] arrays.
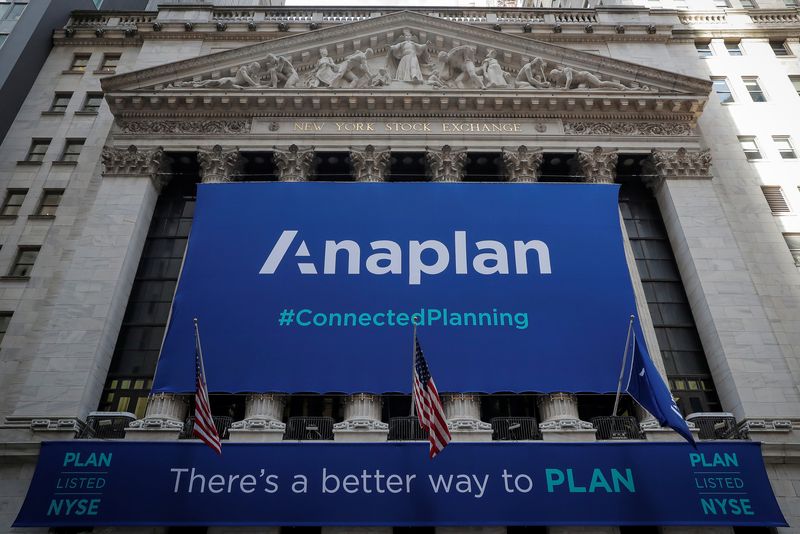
[[630, 314, 635, 320], [193, 317, 199, 325], [412, 314, 420, 326]]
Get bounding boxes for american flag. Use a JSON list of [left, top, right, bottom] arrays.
[[412, 336, 451, 458], [193, 320, 221, 455]]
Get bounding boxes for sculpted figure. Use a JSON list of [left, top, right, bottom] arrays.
[[386, 28, 432, 84], [432, 45, 484, 89], [329, 48, 374, 88], [547, 66, 642, 91], [370, 68, 391, 87], [264, 54, 300, 89], [172, 62, 263, 89], [515, 57, 550, 89], [309, 47, 338, 88], [477, 49, 511, 88]]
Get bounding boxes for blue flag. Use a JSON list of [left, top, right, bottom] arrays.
[[625, 332, 696, 445]]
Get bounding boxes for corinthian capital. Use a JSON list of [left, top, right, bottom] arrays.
[[198, 145, 240, 183], [425, 145, 467, 182], [648, 148, 712, 179], [101, 145, 167, 190], [503, 145, 543, 182], [273, 144, 315, 182], [350, 145, 391, 182], [577, 146, 618, 184]]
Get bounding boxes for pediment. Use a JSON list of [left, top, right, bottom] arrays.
[[102, 11, 711, 121]]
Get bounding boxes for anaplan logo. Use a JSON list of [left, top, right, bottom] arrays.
[[259, 230, 552, 285]]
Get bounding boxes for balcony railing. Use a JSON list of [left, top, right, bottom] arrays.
[[686, 413, 748, 440], [591, 416, 645, 440], [388, 416, 427, 441], [490, 417, 541, 441], [77, 412, 137, 439], [179, 415, 233, 441], [284, 416, 334, 440]]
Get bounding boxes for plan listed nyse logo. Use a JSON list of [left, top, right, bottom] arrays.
[[259, 230, 552, 285]]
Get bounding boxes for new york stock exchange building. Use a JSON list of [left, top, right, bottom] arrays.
[[2, 0, 800, 532]]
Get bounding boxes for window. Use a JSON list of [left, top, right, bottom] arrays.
[[0, 312, 11, 345], [762, 186, 791, 214], [69, 54, 91, 72], [785, 0, 798, 6], [740, 0, 757, 7], [0, 1, 26, 20], [35, 189, 63, 217], [81, 92, 103, 113], [24, 139, 50, 162], [743, 77, 766, 102], [712, 79, 734, 103], [59, 139, 84, 163], [0, 33, 7, 48], [1, 189, 27, 216], [9, 246, 39, 277], [784, 234, 800, 265], [773, 136, 797, 159], [791, 76, 800, 96], [770, 40, 789, 56], [713, 0, 731, 6], [98, 53, 120, 74], [738, 136, 762, 160], [695, 42, 712, 58], [725, 41, 742, 56], [48, 92, 72, 113]]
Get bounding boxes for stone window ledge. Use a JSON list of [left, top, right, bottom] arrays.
[[0, 276, 30, 282], [74, 111, 98, 116], [41, 111, 66, 117], [0, 215, 18, 221], [27, 215, 55, 221], [61, 70, 85, 75], [16, 161, 42, 166], [51, 161, 78, 166]]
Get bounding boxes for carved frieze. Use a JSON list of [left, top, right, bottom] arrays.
[[273, 144, 315, 182], [564, 122, 693, 137], [577, 146, 618, 184], [198, 145, 241, 183], [350, 145, 391, 182], [503, 145, 543, 183], [426, 145, 467, 182], [117, 119, 251, 136], [648, 148, 712, 179], [101, 145, 168, 190]]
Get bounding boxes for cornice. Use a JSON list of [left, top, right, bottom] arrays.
[[106, 90, 705, 124], [99, 10, 711, 96]]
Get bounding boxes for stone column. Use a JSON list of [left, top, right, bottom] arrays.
[[502, 145, 543, 182], [126, 392, 188, 440], [577, 146, 618, 184], [443, 394, 492, 442], [273, 144, 315, 181], [425, 145, 467, 182], [333, 393, 388, 442], [538, 393, 595, 441], [350, 145, 391, 182], [198, 144, 240, 183], [229, 394, 286, 442]]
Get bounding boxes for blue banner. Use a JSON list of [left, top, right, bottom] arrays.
[[154, 182, 647, 393], [14, 441, 786, 527]]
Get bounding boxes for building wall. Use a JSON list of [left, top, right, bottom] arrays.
[[0, 2, 798, 532]]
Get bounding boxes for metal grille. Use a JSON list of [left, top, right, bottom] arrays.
[[180, 416, 233, 441], [284, 416, 334, 440], [388, 416, 427, 441], [591, 416, 645, 440], [686, 413, 749, 440], [762, 186, 791, 214], [490, 417, 541, 441], [77, 412, 137, 439]]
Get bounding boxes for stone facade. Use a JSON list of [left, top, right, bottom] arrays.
[[0, 0, 799, 532]]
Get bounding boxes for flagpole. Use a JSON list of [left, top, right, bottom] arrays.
[[612, 314, 635, 417], [409, 316, 418, 418]]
